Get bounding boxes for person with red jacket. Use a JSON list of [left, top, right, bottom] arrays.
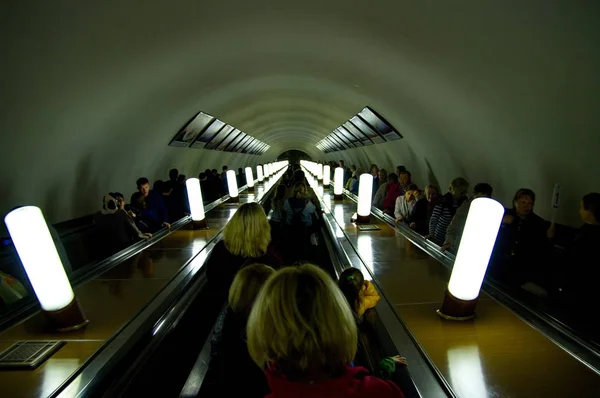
[[382, 173, 403, 216], [247, 263, 406, 398]]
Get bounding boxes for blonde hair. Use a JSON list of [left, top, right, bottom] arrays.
[[292, 182, 307, 198], [247, 264, 357, 378], [229, 263, 275, 316], [223, 202, 271, 258]]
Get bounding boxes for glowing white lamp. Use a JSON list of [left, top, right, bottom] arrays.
[[245, 167, 255, 192], [334, 167, 344, 200], [5, 206, 89, 331], [323, 165, 331, 186], [186, 178, 207, 228], [226, 169, 239, 202], [356, 174, 373, 223], [437, 198, 504, 320], [317, 164, 323, 181], [257, 165, 264, 182]]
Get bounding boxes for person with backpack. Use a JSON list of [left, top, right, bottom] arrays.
[[284, 182, 317, 229]]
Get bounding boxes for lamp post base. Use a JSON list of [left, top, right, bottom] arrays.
[[247, 187, 255, 193], [45, 298, 90, 332], [191, 219, 208, 229], [355, 214, 370, 224], [334, 194, 344, 201], [228, 196, 240, 203], [436, 289, 478, 321]]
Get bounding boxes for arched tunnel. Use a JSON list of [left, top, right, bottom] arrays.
[[1, 2, 598, 226], [0, 2, 599, 397]]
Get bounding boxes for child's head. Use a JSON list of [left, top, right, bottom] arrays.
[[229, 263, 276, 317], [247, 264, 357, 379], [338, 268, 365, 316]]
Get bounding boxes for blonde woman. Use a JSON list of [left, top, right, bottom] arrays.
[[204, 263, 276, 396], [247, 264, 406, 397], [205, 202, 282, 295]]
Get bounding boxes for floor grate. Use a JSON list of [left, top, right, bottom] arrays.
[[0, 341, 65, 369]]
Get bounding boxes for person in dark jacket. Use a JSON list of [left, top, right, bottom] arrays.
[[203, 263, 276, 397], [489, 188, 552, 287], [130, 177, 170, 232], [205, 202, 282, 298], [94, 194, 151, 256], [554, 193, 600, 318]]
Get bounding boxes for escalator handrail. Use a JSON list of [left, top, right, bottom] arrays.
[[342, 188, 600, 375], [51, 172, 285, 398], [310, 182, 455, 398], [0, 184, 249, 333]]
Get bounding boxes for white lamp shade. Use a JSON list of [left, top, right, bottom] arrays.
[[257, 165, 264, 182], [357, 174, 374, 217], [317, 164, 323, 180], [323, 165, 331, 185], [226, 169, 239, 198], [185, 178, 205, 221], [447, 198, 504, 301], [5, 206, 75, 311], [334, 167, 344, 195], [245, 167, 254, 187]]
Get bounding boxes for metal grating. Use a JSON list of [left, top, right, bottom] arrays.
[[0, 341, 65, 369]]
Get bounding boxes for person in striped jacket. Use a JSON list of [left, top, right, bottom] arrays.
[[428, 177, 469, 246]]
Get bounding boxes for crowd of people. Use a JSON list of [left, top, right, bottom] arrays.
[[326, 159, 600, 320], [201, 178, 407, 396]]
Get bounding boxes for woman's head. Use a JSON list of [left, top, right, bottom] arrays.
[[223, 202, 271, 258], [425, 184, 439, 203], [247, 264, 357, 378], [378, 168, 388, 181], [229, 263, 276, 317], [581, 193, 600, 224], [387, 173, 399, 184], [512, 188, 536, 218], [338, 268, 365, 317], [449, 177, 469, 198], [404, 183, 419, 202], [292, 182, 307, 198]]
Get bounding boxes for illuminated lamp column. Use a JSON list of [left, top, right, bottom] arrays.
[[333, 167, 344, 201], [437, 198, 504, 320], [256, 165, 264, 183], [323, 165, 331, 187], [186, 178, 207, 229], [356, 174, 373, 224], [245, 167, 255, 193], [316, 163, 323, 182], [226, 169, 239, 203], [5, 206, 89, 332]]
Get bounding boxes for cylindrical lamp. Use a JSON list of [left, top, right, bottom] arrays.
[[186, 178, 207, 228], [356, 174, 373, 223], [334, 167, 344, 201], [437, 198, 504, 320], [5, 206, 89, 332], [317, 164, 323, 181], [257, 165, 264, 182], [245, 167, 255, 192], [226, 169, 239, 203], [323, 165, 331, 186]]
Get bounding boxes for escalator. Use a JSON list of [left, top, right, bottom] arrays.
[[48, 179, 453, 397], [0, 172, 286, 398]]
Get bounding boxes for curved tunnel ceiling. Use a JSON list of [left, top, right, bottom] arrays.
[[1, 1, 599, 226]]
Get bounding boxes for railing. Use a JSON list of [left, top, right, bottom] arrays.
[[0, 183, 251, 333], [314, 185, 455, 398], [341, 188, 600, 375], [51, 170, 285, 398]]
